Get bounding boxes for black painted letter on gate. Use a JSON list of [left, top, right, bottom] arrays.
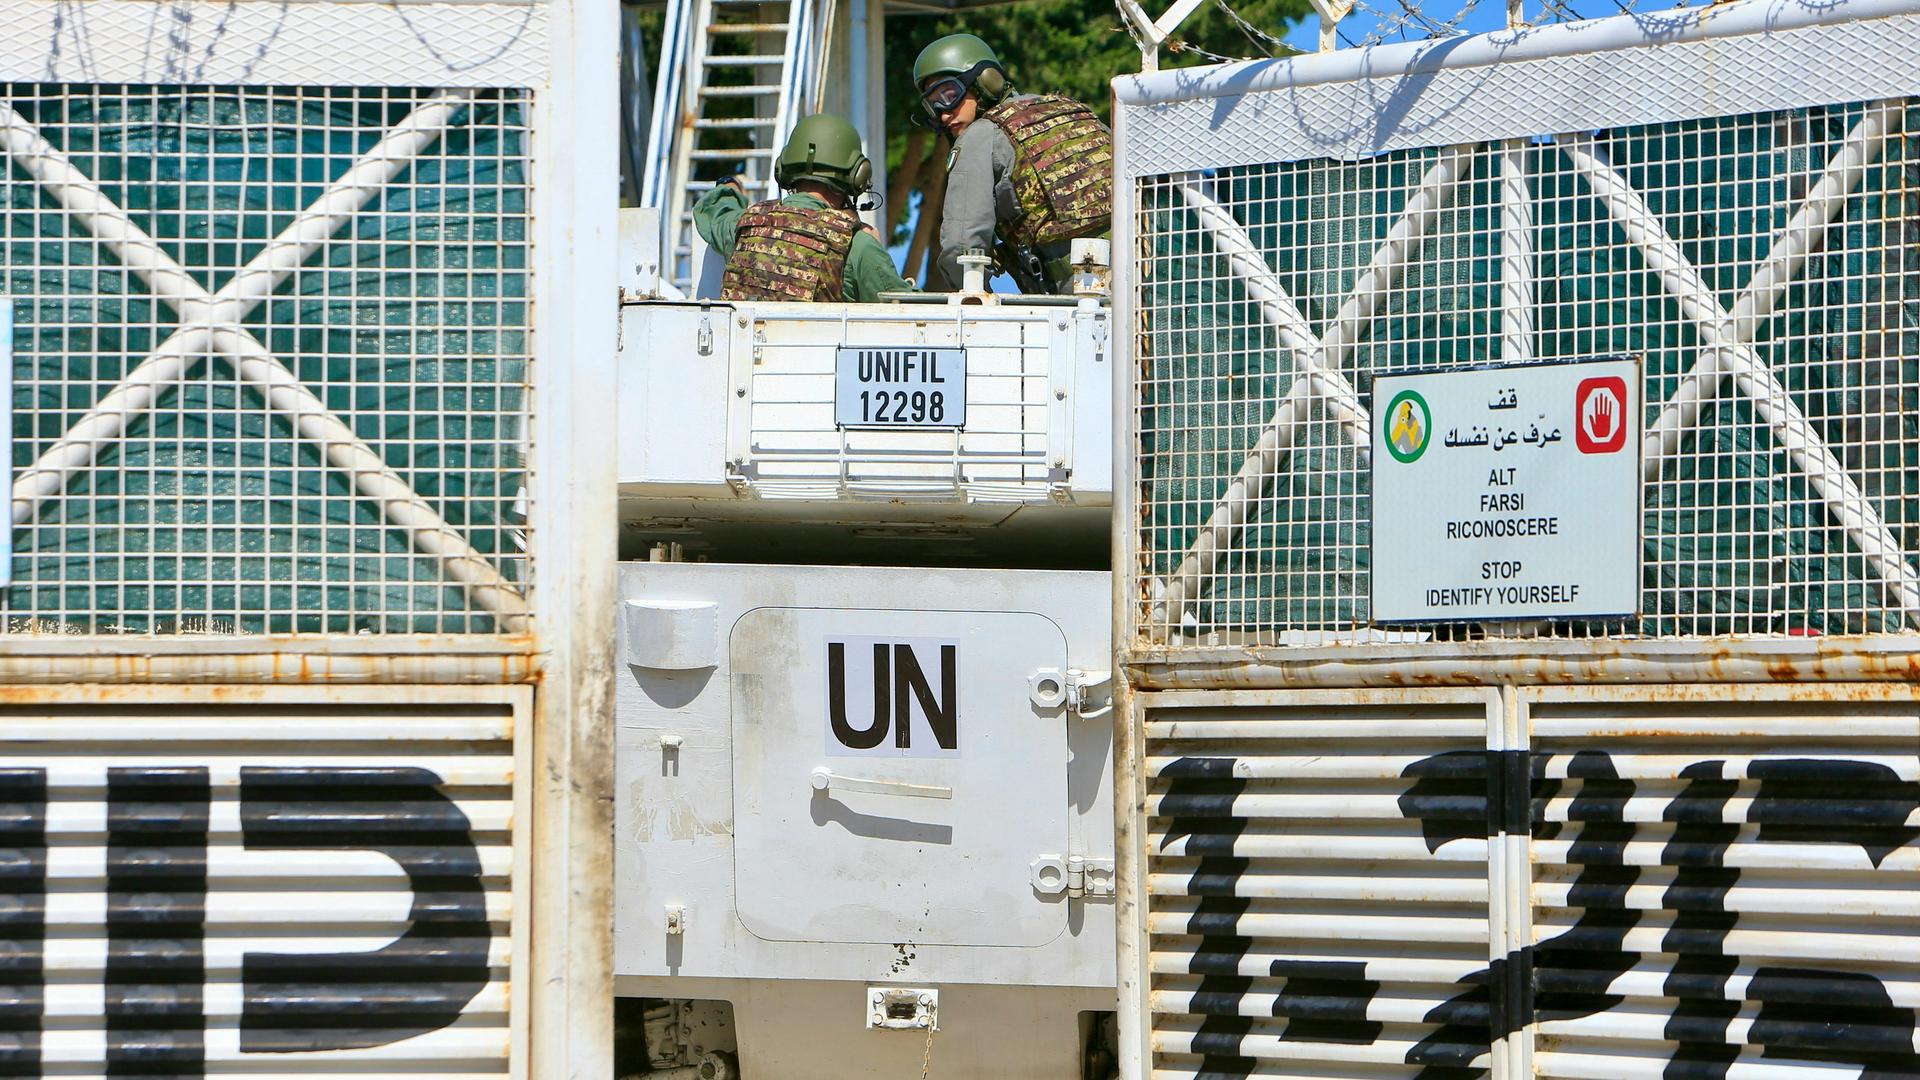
[[238, 767, 491, 1052], [0, 764, 490, 1065], [107, 766, 210, 1075], [0, 770, 46, 1078]]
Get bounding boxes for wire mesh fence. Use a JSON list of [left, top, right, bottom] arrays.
[[1133, 98, 1920, 645], [3, 85, 533, 635]]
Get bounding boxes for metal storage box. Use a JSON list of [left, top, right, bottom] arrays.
[[617, 299, 1112, 560]]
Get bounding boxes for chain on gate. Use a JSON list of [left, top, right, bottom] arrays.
[[920, 1015, 935, 1078]]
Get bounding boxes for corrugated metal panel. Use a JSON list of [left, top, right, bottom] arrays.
[[1141, 688, 1505, 1078], [0, 685, 527, 1078], [1527, 684, 1920, 1079], [1133, 682, 1920, 1079]]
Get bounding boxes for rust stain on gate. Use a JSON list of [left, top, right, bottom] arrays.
[[0, 635, 540, 688], [1125, 636, 1920, 690]]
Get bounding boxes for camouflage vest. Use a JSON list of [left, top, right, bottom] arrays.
[[979, 95, 1113, 251], [722, 200, 861, 302]]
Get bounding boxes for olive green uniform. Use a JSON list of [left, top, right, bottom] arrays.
[[694, 187, 912, 303]]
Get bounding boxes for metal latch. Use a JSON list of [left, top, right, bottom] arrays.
[[1030, 855, 1115, 899], [867, 987, 938, 1030], [1028, 667, 1113, 718], [811, 768, 952, 800], [696, 311, 714, 356]]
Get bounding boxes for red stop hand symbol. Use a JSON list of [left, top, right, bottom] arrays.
[[1576, 376, 1628, 454]]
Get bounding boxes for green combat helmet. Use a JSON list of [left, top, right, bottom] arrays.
[[912, 34, 1011, 125], [774, 114, 872, 197]]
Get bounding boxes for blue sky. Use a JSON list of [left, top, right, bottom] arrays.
[[1277, 0, 1640, 51]]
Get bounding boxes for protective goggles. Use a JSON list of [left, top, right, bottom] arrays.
[[918, 76, 971, 119]]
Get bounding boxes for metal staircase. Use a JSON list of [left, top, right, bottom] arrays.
[[643, 0, 822, 293]]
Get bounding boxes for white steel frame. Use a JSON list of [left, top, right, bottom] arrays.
[[1115, 0, 1353, 59], [528, 2, 619, 1076], [1112, 0, 1920, 645]]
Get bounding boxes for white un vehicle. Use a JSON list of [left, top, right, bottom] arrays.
[[611, 201, 1119, 1079]]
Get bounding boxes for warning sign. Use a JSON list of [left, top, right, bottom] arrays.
[[1575, 376, 1630, 454], [1370, 357, 1642, 623]]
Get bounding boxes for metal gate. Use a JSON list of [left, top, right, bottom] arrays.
[[1112, 1, 1920, 1076], [0, 1, 615, 1075], [4, 80, 535, 634]]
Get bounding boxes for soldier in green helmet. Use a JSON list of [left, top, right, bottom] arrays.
[[912, 33, 1113, 294], [693, 113, 913, 303]]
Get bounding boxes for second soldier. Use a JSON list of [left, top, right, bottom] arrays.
[[913, 34, 1113, 294], [694, 113, 913, 303]]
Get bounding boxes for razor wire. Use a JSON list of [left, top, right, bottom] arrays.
[[1137, 0, 1667, 63]]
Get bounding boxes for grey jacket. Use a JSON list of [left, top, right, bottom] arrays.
[[936, 104, 1023, 289], [941, 93, 1089, 292]]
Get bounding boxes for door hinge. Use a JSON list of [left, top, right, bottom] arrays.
[[1030, 854, 1115, 899], [1028, 667, 1113, 717]]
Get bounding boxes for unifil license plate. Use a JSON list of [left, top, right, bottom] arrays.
[[835, 346, 966, 428]]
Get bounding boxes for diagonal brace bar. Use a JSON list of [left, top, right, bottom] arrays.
[[7, 89, 475, 516], [1174, 176, 1372, 442]]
